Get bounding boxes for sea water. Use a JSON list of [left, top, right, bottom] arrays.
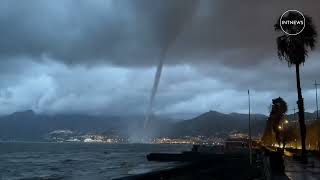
[[0, 142, 191, 180]]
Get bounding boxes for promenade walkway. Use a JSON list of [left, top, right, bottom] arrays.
[[285, 154, 320, 180]]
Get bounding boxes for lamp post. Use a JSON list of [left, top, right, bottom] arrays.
[[248, 90, 252, 165], [314, 80, 319, 120], [314, 80, 320, 150]]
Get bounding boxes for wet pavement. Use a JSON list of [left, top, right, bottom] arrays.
[[285, 155, 320, 180]]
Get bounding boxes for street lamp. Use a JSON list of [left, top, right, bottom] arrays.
[[314, 80, 319, 120], [247, 90, 252, 165]]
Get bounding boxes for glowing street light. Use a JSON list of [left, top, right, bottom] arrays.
[[278, 125, 283, 130]]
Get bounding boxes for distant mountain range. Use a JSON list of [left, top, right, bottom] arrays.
[[168, 111, 268, 137], [0, 110, 125, 140], [0, 110, 319, 141], [287, 111, 319, 121]]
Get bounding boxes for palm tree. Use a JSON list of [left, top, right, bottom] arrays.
[[262, 97, 288, 147], [275, 13, 317, 157], [272, 97, 288, 146]]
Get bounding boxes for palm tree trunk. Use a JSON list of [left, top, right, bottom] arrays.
[[295, 64, 307, 157]]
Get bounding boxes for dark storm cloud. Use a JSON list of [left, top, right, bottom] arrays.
[[0, 59, 223, 116], [195, 53, 320, 92], [0, 0, 127, 64], [1, 0, 319, 67], [169, 0, 320, 67], [0, 58, 318, 116], [0, 0, 320, 116], [0, 0, 199, 66]]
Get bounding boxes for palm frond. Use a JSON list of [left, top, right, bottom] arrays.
[[274, 14, 317, 65]]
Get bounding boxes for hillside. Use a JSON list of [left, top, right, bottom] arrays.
[[1, 109, 317, 141], [0, 110, 125, 140], [170, 111, 267, 137]]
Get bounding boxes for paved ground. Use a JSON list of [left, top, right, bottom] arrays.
[[285, 154, 320, 180]]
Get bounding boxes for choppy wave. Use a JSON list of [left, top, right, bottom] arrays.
[[0, 142, 190, 180]]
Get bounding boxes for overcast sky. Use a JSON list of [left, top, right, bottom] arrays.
[[0, 0, 320, 118]]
